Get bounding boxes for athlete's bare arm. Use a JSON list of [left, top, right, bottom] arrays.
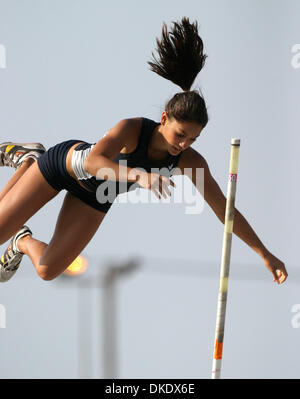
[[84, 118, 143, 182], [177, 147, 288, 284], [85, 117, 176, 200]]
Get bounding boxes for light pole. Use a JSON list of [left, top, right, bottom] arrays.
[[61, 255, 140, 379], [100, 258, 140, 379]]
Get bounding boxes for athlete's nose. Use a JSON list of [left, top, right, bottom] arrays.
[[179, 141, 188, 150]]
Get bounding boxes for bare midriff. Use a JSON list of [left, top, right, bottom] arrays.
[[65, 141, 94, 192]]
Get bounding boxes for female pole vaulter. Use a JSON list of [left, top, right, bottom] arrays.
[[0, 18, 287, 284]]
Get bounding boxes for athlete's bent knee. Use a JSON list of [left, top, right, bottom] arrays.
[[37, 266, 58, 281]]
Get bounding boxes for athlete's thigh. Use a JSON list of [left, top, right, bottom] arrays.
[[0, 162, 60, 244], [39, 192, 106, 278]]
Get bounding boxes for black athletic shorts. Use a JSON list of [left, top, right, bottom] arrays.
[[37, 139, 113, 213]]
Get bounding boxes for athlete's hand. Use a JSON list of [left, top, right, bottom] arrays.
[[263, 252, 288, 284], [137, 171, 176, 200]]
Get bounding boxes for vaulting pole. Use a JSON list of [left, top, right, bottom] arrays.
[[211, 138, 241, 379]]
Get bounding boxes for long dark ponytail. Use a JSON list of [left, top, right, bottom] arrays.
[[148, 17, 209, 128]]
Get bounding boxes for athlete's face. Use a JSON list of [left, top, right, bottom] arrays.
[[160, 111, 203, 155]]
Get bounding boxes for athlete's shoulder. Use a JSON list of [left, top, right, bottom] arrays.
[[125, 116, 158, 132], [117, 116, 159, 151], [103, 117, 142, 145], [118, 117, 143, 153], [177, 146, 208, 172], [123, 117, 143, 129], [108, 117, 142, 134]]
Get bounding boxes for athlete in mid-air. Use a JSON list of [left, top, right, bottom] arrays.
[[0, 17, 287, 284]]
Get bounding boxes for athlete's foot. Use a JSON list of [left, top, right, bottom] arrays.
[[0, 226, 32, 282], [0, 142, 46, 169]]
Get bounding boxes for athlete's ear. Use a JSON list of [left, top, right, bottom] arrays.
[[161, 111, 168, 125]]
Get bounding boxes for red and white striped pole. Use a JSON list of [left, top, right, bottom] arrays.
[[211, 138, 241, 379]]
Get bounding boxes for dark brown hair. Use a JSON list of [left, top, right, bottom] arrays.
[[148, 17, 209, 128]]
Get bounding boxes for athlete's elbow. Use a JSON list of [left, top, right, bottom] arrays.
[[84, 156, 98, 176], [84, 154, 108, 177], [84, 157, 92, 175]]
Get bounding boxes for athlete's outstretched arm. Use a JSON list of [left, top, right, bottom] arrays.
[[180, 148, 288, 284]]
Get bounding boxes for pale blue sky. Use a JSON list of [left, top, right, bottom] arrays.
[[0, 0, 299, 378]]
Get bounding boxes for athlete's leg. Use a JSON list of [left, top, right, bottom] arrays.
[[0, 161, 60, 245], [0, 158, 35, 202], [0, 141, 46, 202], [17, 192, 107, 280]]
